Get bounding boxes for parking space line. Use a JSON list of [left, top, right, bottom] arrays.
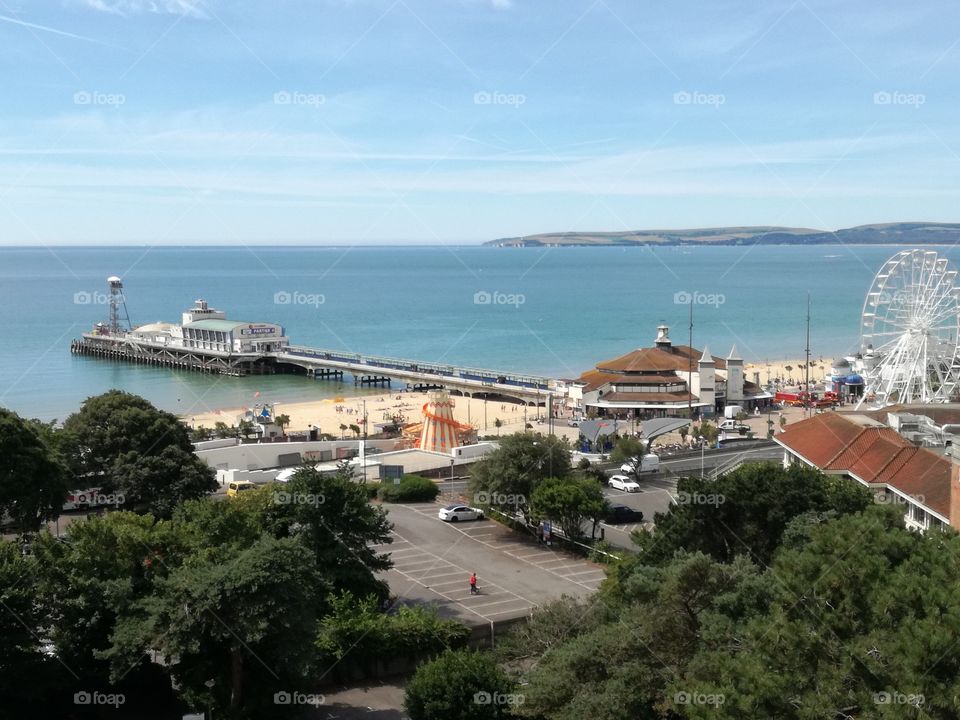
[[436, 522, 604, 593], [388, 528, 538, 622], [565, 569, 607, 579]]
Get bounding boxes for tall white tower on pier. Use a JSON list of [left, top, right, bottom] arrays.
[[107, 276, 132, 335]]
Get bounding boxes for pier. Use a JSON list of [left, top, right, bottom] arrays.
[[71, 333, 562, 403], [70, 286, 564, 405]]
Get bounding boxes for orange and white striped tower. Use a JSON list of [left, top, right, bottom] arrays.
[[419, 391, 460, 452]]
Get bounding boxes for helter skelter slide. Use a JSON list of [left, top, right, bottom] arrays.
[[417, 390, 474, 452]]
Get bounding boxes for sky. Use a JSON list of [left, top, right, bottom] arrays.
[[1, 0, 960, 244]]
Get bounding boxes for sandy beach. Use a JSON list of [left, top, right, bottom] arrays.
[[183, 390, 550, 436], [745, 357, 831, 389], [183, 358, 835, 438]]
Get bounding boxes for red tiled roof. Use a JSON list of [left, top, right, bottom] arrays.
[[598, 391, 698, 404], [825, 427, 912, 479], [578, 369, 623, 393], [881, 448, 952, 519], [595, 345, 727, 373], [777, 412, 954, 520], [777, 412, 869, 466]]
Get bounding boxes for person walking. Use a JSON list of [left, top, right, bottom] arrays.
[[469, 572, 478, 595]]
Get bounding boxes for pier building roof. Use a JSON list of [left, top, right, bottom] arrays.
[[183, 319, 263, 332], [596, 345, 727, 374]]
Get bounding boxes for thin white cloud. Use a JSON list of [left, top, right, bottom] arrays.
[[79, 0, 208, 18], [0, 13, 116, 45]]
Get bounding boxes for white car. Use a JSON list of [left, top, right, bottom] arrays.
[[608, 475, 641, 493], [438, 504, 485, 522]]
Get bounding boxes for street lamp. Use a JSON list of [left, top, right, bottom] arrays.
[[700, 437, 705, 479]]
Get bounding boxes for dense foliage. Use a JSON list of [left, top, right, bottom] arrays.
[[405, 649, 517, 720], [469, 433, 572, 513], [0, 409, 68, 533], [492, 463, 956, 719], [2, 462, 401, 718], [316, 592, 470, 681], [60, 390, 217, 516], [530, 476, 605, 539], [377, 474, 442, 502]]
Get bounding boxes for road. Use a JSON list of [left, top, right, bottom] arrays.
[[378, 502, 605, 627], [587, 445, 785, 550]]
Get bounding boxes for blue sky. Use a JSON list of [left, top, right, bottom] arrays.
[[1, 0, 959, 244]]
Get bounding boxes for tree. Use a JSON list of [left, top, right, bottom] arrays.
[[624, 462, 872, 570], [214, 421, 234, 439], [274, 413, 291, 435], [531, 476, 606, 540], [0, 409, 68, 534], [59, 391, 217, 515], [61, 390, 195, 480], [189, 425, 213, 441], [678, 424, 689, 444], [700, 421, 719, 445], [33, 511, 187, 685], [494, 418, 503, 435], [275, 465, 393, 601], [405, 649, 516, 720], [0, 541, 69, 714], [339, 423, 348, 439], [681, 506, 960, 719], [468, 433, 572, 512], [110, 535, 324, 716], [238, 418, 258, 439], [518, 552, 765, 720], [610, 435, 649, 481], [349, 423, 361, 438], [494, 595, 614, 667], [111, 445, 217, 517]]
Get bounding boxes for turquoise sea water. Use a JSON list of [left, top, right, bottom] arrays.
[[0, 244, 950, 421]]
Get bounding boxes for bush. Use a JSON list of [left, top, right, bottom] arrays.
[[405, 649, 515, 720], [363, 482, 381, 500], [317, 593, 470, 680], [377, 475, 440, 503]]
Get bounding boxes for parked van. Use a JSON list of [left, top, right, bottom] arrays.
[[226, 481, 256, 497], [619, 453, 660, 475]]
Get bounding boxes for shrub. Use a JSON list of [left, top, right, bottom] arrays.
[[317, 593, 469, 680], [377, 475, 440, 502], [405, 649, 515, 720]]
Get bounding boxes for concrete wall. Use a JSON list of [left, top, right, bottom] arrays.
[[196, 439, 402, 471], [194, 437, 240, 451], [217, 467, 283, 485], [454, 442, 498, 459]]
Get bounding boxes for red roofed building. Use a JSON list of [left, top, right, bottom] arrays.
[[775, 411, 960, 532], [578, 325, 772, 418]]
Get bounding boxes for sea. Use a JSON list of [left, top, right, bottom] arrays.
[[0, 244, 950, 421]]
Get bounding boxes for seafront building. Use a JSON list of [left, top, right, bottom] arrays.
[[576, 325, 771, 419], [775, 408, 960, 532]]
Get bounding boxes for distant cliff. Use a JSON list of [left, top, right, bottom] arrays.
[[486, 222, 960, 247]]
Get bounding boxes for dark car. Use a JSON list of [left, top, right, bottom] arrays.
[[604, 504, 644, 524]]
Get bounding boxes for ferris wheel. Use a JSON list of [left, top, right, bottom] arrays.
[[858, 249, 960, 408]]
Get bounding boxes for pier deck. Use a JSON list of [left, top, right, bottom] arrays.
[[72, 333, 562, 402]]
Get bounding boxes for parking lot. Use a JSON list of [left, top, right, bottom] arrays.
[[377, 502, 606, 626]]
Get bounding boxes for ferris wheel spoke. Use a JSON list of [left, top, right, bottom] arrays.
[[858, 249, 960, 408]]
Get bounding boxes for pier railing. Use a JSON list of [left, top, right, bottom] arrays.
[[281, 345, 556, 392]]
